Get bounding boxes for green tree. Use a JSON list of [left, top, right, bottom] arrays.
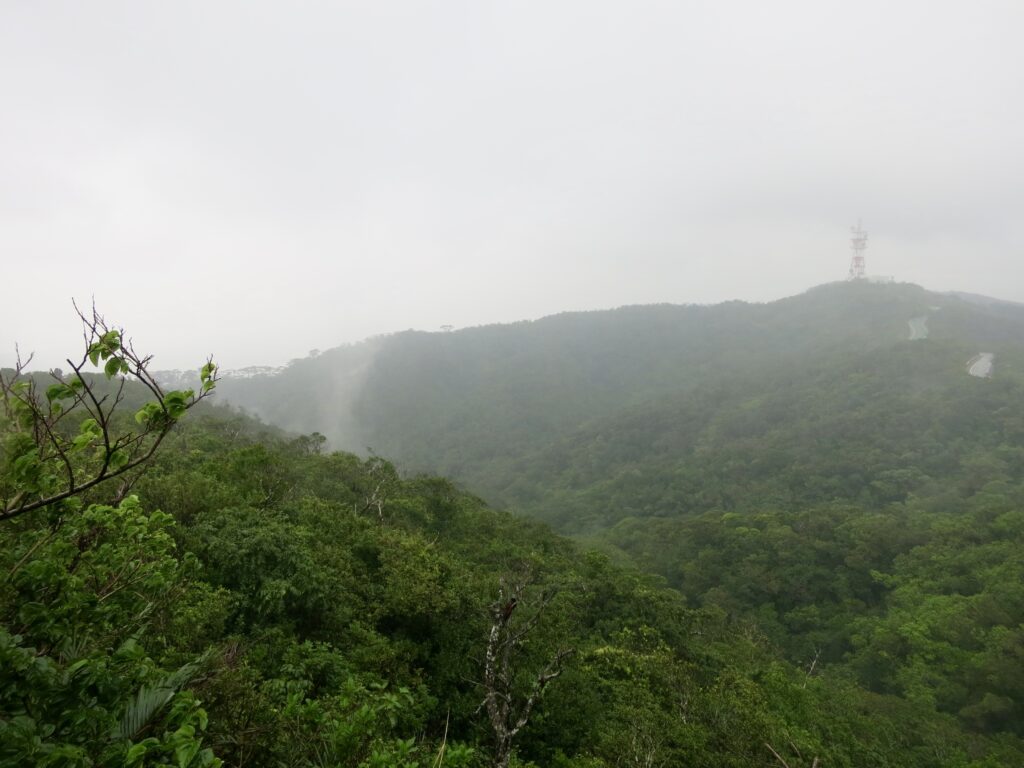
[[0, 310, 220, 766], [1, 304, 217, 521]]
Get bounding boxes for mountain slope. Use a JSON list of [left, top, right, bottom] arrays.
[[211, 280, 1024, 746], [218, 280, 1024, 523]]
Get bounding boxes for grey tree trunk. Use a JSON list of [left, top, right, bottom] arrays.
[[479, 571, 573, 768]]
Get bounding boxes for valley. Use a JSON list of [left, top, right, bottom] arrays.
[[5, 281, 1024, 767]]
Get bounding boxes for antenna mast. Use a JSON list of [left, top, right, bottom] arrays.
[[848, 220, 868, 280]]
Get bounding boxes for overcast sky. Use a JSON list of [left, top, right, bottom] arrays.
[[2, 1, 1022, 370]]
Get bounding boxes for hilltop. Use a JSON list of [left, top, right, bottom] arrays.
[[216, 280, 1024, 525], [6, 282, 1024, 765], [208, 280, 1024, 744]]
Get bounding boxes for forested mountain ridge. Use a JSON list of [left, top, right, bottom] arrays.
[[4, 398, 1021, 766], [216, 280, 1024, 523], [210, 280, 1024, 753], [5, 292, 1024, 765]]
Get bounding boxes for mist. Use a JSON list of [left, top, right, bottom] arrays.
[[2, 1, 1022, 370]]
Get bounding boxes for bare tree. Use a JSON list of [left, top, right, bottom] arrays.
[[618, 715, 665, 768], [0, 304, 217, 521], [480, 569, 574, 768], [766, 741, 821, 768], [354, 456, 399, 521], [802, 645, 822, 688]]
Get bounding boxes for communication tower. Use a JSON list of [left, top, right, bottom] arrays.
[[848, 220, 868, 280]]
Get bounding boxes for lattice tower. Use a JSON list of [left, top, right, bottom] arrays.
[[848, 220, 868, 280]]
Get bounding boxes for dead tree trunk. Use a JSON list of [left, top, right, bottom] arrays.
[[480, 573, 573, 768]]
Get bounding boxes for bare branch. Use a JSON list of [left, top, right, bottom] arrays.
[[766, 743, 792, 768], [479, 570, 573, 768]]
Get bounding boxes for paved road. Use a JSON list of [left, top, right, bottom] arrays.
[[968, 353, 995, 378], [908, 316, 929, 340]]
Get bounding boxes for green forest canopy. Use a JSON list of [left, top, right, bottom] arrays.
[[3, 287, 1024, 766]]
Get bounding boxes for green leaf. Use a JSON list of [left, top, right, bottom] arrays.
[[108, 449, 130, 472], [163, 391, 192, 420], [101, 330, 121, 350], [66, 659, 91, 677], [174, 730, 200, 768], [117, 686, 175, 740], [135, 402, 162, 425], [105, 357, 122, 379], [46, 383, 70, 402], [71, 418, 102, 450], [11, 449, 40, 484]]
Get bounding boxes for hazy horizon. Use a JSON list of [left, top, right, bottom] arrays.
[[3, 1, 1022, 370], [5, 277, 1011, 377]]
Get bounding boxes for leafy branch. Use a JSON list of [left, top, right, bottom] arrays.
[[0, 303, 217, 521]]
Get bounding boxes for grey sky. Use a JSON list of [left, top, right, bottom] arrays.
[[2, 1, 1022, 370]]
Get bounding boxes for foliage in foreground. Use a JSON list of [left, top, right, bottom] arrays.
[[8, 403, 1010, 766], [4, 302, 1024, 766], [0, 312, 219, 766]]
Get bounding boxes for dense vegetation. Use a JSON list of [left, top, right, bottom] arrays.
[[218, 282, 1024, 519], [4, 401, 1021, 766], [209, 281, 1024, 763], [4, 285, 1024, 765]]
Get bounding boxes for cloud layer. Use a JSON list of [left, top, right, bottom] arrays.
[[2, 1, 1022, 369]]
